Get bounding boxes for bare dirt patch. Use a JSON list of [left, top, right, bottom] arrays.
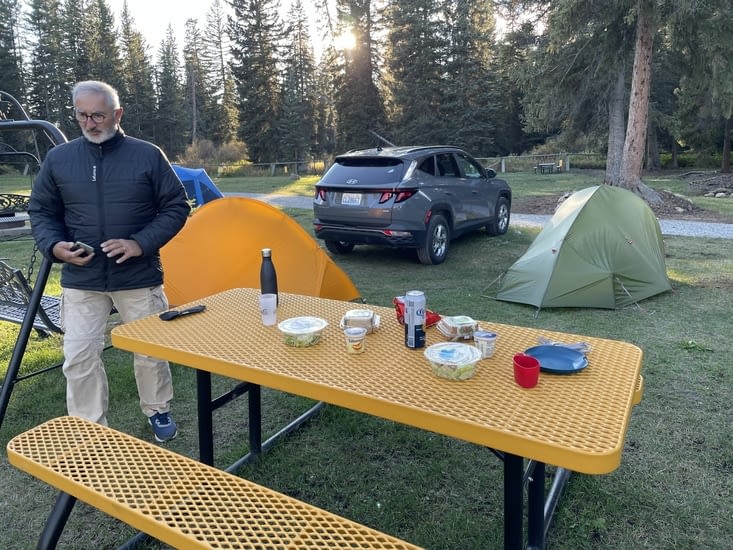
[[513, 185, 732, 223]]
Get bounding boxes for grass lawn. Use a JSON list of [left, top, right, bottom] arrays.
[[0, 170, 731, 548]]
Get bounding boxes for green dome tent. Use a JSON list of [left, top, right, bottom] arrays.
[[496, 185, 672, 310]]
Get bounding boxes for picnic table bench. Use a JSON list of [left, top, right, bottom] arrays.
[[7, 415, 420, 549], [534, 162, 559, 174]]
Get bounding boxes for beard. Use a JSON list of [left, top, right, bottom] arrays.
[[82, 125, 116, 144]]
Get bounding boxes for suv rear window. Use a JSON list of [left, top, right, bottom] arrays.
[[320, 157, 406, 186]]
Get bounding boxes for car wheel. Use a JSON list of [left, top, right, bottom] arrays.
[[487, 197, 510, 236], [417, 213, 450, 265], [325, 240, 355, 255]]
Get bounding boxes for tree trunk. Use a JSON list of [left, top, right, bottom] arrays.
[[646, 116, 659, 170], [619, 0, 662, 204], [722, 116, 731, 173], [605, 65, 626, 185]]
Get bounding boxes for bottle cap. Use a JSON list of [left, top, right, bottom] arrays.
[[261, 248, 272, 257]]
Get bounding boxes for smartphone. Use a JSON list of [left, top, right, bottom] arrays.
[[72, 241, 94, 254]]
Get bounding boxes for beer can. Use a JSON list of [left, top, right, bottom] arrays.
[[404, 290, 426, 348]]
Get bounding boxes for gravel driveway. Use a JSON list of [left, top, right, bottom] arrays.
[[231, 193, 733, 239]]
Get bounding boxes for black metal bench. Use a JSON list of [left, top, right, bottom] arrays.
[[0, 259, 62, 336], [0, 192, 31, 231]]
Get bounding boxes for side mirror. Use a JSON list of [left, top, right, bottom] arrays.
[[485, 168, 497, 179]]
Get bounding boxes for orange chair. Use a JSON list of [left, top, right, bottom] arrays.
[[161, 197, 361, 306]]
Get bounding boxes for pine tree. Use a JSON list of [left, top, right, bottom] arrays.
[[441, 0, 503, 153], [278, 0, 317, 165], [202, 0, 238, 145], [490, 22, 537, 155], [334, 0, 385, 150], [228, 0, 284, 162], [118, 0, 157, 141], [183, 19, 215, 145], [62, 0, 93, 85], [88, 0, 125, 91], [25, 0, 69, 127], [155, 27, 187, 158], [0, 0, 25, 104], [383, 0, 449, 146]]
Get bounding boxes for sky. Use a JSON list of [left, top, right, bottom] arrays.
[[108, 0, 324, 59], [108, 0, 211, 51]]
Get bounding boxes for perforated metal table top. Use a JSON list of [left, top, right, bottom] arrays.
[[7, 416, 420, 549], [111, 288, 643, 474]]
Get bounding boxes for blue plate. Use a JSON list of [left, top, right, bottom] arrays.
[[523, 345, 588, 374]]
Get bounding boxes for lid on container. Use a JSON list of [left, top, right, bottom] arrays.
[[344, 309, 373, 320], [436, 316, 478, 340], [441, 315, 476, 327], [340, 309, 380, 332], [344, 327, 367, 337], [261, 248, 272, 257], [424, 342, 481, 365], [278, 316, 327, 334]]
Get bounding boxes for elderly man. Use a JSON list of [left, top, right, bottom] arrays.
[[29, 80, 190, 442]]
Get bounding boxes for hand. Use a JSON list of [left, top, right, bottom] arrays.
[[101, 238, 142, 264], [53, 241, 94, 266]]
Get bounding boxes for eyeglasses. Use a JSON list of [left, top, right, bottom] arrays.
[[73, 109, 108, 124]]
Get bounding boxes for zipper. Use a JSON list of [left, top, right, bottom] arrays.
[[96, 144, 111, 290]]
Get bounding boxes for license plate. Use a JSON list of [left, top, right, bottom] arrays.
[[341, 192, 362, 206]]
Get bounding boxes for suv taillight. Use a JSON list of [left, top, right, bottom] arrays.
[[378, 190, 416, 204], [316, 188, 327, 201], [394, 190, 416, 203]]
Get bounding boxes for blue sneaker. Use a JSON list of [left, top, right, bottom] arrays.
[[148, 411, 178, 442]]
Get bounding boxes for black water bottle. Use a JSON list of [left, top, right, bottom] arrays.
[[260, 248, 278, 304]]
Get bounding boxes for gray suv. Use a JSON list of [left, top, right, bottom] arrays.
[[313, 145, 511, 264]]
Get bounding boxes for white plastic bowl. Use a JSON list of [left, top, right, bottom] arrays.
[[277, 317, 328, 347], [424, 342, 482, 380]]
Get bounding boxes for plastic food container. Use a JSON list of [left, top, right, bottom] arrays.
[[277, 317, 328, 347], [343, 327, 367, 354], [424, 342, 482, 381], [340, 309, 380, 334], [436, 316, 479, 340]]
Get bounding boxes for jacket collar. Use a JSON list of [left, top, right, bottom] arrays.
[[84, 129, 126, 152]]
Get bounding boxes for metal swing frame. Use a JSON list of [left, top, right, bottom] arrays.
[[0, 92, 69, 431]]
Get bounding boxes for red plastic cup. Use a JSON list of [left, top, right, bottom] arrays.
[[513, 353, 540, 388]]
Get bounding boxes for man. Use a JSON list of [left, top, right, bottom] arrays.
[[29, 80, 190, 442]]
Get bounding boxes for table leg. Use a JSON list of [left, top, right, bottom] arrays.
[[37, 492, 76, 549], [527, 461, 546, 549], [196, 369, 214, 465], [504, 453, 524, 550], [248, 384, 262, 457]]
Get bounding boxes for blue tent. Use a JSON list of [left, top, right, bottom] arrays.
[[172, 165, 224, 207]]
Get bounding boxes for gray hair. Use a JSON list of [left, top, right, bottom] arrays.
[[72, 81, 120, 109]]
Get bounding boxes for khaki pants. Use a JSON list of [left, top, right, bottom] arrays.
[[61, 286, 173, 425]]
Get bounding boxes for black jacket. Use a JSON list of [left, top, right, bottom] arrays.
[[29, 130, 190, 291]]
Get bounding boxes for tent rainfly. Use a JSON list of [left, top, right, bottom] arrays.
[[496, 185, 672, 310], [161, 197, 361, 306]]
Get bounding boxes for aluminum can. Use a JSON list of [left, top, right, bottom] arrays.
[[404, 290, 426, 348]]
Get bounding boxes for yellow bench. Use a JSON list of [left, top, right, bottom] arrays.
[[7, 416, 421, 549]]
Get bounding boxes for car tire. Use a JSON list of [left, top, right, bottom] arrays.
[[417, 213, 450, 265], [325, 240, 355, 255], [486, 197, 510, 236]]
